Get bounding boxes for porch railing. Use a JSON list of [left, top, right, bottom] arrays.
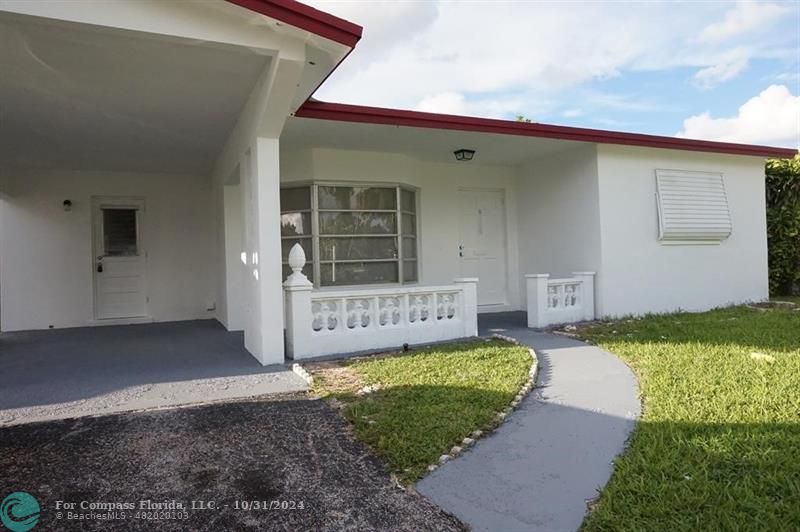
[[525, 272, 595, 328], [283, 244, 478, 360]]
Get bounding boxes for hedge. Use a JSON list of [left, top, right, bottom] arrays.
[[766, 156, 800, 296]]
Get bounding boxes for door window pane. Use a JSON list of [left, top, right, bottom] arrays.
[[318, 186, 396, 210], [320, 237, 398, 260], [321, 262, 398, 285], [319, 212, 396, 235], [103, 208, 138, 256], [280, 187, 311, 211]]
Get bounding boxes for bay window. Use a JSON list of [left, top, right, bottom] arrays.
[[280, 183, 418, 287]]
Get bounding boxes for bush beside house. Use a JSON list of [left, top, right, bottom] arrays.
[[766, 156, 800, 296]]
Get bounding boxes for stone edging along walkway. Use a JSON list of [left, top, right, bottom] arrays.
[[417, 330, 641, 532], [295, 335, 539, 471], [425, 334, 538, 472]]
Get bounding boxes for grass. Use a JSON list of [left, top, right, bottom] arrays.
[[578, 303, 800, 531], [310, 339, 531, 483]]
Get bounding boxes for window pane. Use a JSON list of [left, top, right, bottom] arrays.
[[280, 187, 310, 211], [401, 189, 416, 213], [402, 214, 416, 235], [403, 260, 418, 282], [402, 237, 417, 259], [103, 208, 138, 256], [282, 264, 314, 282], [281, 212, 311, 236], [321, 262, 398, 286], [320, 237, 397, 260], [318, 186, 396, 210], [319, 212, 396, 235], [281, 238, 312, 261]]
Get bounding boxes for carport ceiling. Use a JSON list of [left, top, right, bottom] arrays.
[[0, 13, 270, 175], [282, 116, 589, 166]]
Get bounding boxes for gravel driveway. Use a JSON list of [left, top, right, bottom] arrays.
[[0, 396, 464, 531]]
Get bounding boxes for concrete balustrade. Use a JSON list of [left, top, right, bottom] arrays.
[[283, 244, 478, 360], [526, 272, 595, 328]]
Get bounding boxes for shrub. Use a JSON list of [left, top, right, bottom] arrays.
[[766, 156, 800, 295]]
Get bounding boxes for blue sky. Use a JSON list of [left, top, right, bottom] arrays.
[[308, 0, 799, 148]]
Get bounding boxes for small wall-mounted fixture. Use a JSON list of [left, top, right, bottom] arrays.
[[63, 199, 73, 212], [453, 149, 476, 161]]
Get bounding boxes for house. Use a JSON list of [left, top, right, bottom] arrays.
[[0, 0, 794, 365]]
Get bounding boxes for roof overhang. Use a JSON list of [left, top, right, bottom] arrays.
[[225, 0, 362, 47], [296, 101, 797, 160]]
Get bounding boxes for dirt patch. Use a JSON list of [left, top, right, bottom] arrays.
[[0, 396, 465, 531], [746, 301, 797, 311], [305, 360, 366, 396]]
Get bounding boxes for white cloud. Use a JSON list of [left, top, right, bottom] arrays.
[[562, 108, 584, 118], [692, 55, 749, 89], [697, 1, 790, 43], [304, 1, 798, 124], [414, 91, 533, 119], [415, 92, 467, 115], [677, 84, 800, 147]]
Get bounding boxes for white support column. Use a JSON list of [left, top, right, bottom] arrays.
[[238, 137, 284, 365], [573, 272, 596, 321], [244, 137, 285, 365], [284, 244, 313, 359], [454, 277, 479, 337], [526, 274, 550, 328]]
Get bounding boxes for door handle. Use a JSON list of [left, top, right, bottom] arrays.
[[97, 263, 103, 273]]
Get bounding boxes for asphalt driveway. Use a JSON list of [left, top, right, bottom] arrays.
[[0, 396, 464, 531], [0, 321, 307, 425]]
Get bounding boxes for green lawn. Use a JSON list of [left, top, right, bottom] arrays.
[[579, 303, 800, 531], [310, 339, 531, 483]]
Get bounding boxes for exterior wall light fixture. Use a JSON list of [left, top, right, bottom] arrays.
[[453, 149, 475, 161]]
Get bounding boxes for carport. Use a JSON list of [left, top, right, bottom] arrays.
[[0, 320, 307, 426], [0, 0, 359, 368]]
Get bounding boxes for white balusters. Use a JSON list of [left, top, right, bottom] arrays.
[[283, 258, 479, 360], [526, 272, 595, 328]]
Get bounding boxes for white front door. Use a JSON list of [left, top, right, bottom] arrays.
[[93, 197, 147, 320], [458, 189, 508, 307]]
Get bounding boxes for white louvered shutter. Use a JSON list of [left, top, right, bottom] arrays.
[[655, 169, 732, 243]]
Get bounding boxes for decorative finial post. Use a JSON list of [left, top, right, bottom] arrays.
[[284, 243, 313, 359], [284, 243, 312, 287], [288, 243, 306, 275]]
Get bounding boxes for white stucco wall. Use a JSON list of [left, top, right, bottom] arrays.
[[596, 144, 769, 317], [515, 145, 602, 308], [0, 171, 216, 331], [280, 147, 522, 312]]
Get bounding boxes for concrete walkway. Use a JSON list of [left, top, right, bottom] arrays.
[[417, 313, 641, 532]]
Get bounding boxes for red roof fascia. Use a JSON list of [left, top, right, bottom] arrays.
[[225, 0, 362, 47], [296, 101, 797, 159]]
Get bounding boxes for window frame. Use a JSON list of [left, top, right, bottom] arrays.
[[280, 181, 420, 289]]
